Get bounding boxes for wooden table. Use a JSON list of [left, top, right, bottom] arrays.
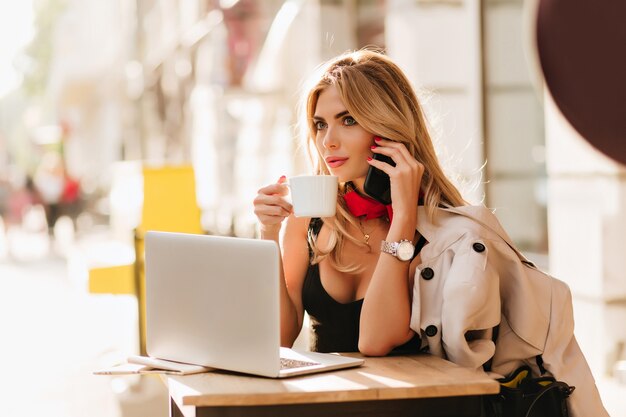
[[163, 353, 500, 417]]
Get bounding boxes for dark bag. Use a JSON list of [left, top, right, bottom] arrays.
[[483, 364, 575, 417]]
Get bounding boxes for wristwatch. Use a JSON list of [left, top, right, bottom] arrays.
[[380, 239, 415, 261]]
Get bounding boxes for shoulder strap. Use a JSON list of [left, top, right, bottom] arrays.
[[442, 207, 536, 268], [307, 218, 323, 261], [308, 217, 323, 235]]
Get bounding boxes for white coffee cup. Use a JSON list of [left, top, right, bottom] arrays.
[[288, 175, 338, 218]]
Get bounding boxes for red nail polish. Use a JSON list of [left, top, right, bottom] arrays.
[[367, 156, 372, 161], [371, 145, 377, 149], [374, 137, 382, 142]]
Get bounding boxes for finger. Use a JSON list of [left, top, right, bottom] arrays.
[[373, 136, 403, 148], [254, 193, 293, 213], [258, 182, 290, 197], [371, 144, 414, 169], [366, 155, 395, 175], [254, 200, 293, 222], [257, 175, 288, 196], [372, 137, 408, 157], [373, 136, 413, 155], [254, 204, 293, 219]]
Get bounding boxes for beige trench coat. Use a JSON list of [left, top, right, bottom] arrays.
[[410, 205, 608, 417]]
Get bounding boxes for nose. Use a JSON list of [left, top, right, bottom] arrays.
[[322, 127, 338, 149]]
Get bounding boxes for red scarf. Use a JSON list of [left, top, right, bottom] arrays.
[[343, 190, 393, 222]]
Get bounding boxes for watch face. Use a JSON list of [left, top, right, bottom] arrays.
[[397, 241, 415, 261]]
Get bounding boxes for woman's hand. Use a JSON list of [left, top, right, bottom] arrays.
[[253, 175, 293, 235], [367, 137, 424, 220]]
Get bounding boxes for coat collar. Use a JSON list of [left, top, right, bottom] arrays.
[[416, 205, 509, 243]]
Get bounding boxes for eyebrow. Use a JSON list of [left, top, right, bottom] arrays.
[[312, 110, 350, 121]]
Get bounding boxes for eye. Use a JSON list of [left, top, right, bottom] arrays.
[[343, 116, 357, 126], [314, 120, 327, 130]]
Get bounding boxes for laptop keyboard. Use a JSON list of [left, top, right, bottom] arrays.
[[280, 357, 321, 370]]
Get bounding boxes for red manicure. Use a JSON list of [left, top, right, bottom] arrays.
[[374, 137, 382, 142], [367, 157, 372, 161], [371, 145, 377, 149]]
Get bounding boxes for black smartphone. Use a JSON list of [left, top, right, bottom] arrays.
[[364, 153, 395, 205]]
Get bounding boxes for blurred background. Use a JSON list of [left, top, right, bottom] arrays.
[[0, 0, 624, 416]]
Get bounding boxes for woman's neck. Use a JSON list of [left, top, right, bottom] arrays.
[[349, 178, 366, 195]]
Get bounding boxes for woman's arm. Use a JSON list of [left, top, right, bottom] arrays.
[[254, 178, 310, 347], [279, 215, 311, 346], [359, 138, 424, 356]]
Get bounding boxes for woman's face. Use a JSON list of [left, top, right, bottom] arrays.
[[313, 85, 375, 191]]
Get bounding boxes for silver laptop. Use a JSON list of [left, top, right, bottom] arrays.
[[144, 231, 364, 378]]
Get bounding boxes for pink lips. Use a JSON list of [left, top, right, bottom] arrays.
[[325, 156, 348, 168]]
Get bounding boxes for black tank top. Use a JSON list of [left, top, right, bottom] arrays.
[[302, 218, 426, 353]]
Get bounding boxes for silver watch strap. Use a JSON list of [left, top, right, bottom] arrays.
[[380, 240, 398, 255]]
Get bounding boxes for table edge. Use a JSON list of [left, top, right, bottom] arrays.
[[179, 380, 500, 407]]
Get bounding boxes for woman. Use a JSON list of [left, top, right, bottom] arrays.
[[254, 49, 465, 356], [253, 49, 607, 417]]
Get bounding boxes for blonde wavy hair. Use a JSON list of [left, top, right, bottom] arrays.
[[302, 49, 466, 272]]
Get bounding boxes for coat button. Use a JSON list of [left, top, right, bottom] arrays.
[[425, 325, 438, 337], [420, 267, 434, 280], [472, 242, 485, 253]]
